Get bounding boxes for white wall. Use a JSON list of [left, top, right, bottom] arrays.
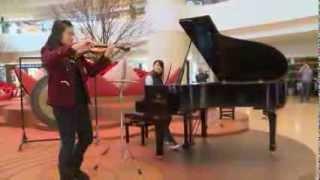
[[186, 0, 318, 30], [0, 33, 48, 52], [273, 39, 317, 58], [257, 32, 318, 58]]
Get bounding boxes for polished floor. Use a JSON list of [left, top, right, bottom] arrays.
[[0, 96, 317, 180], [249, 96, 317, 154]]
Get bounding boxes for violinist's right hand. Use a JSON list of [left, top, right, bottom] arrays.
[[72, 39, 95, 55]]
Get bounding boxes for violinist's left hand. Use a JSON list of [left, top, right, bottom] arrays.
[[103, 45, 115, 59]]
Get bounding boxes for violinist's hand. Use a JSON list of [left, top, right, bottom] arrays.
[[72, 39, 95, 55], [103, 44, 115, 59]]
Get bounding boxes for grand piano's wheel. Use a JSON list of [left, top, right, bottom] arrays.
[[270, 144, 277, 151], [30, 76, 57, 129]]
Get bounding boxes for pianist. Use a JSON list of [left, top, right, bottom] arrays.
[[145, 60, 181, 150]]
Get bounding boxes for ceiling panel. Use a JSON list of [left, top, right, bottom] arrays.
[[0, 0, 72, 20]]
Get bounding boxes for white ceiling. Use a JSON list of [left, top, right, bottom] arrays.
[[0, 0, 72, 20], [0, 0, 146, 20]]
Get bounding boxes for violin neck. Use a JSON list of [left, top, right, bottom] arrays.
[[93, 44, 130, 52]]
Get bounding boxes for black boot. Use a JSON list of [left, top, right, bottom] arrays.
[[59, 167, 75, 180]]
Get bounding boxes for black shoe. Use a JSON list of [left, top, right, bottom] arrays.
[[59, 169, 75, 180], [74, 169, 90, 180]]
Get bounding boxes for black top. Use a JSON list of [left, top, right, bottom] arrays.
[[196, 72, 209, 83], [74, 64, 88, 104], [151, 73, 164, 86]]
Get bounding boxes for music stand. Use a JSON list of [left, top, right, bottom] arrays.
[[93, 76, 100, 145], [17, 57, 103, 151], [17, 57, 60, 152]]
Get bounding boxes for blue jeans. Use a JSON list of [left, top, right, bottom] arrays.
[[53, 104, 93, 180], [163, 117, 177, 144], [300, 81, 311, 102]]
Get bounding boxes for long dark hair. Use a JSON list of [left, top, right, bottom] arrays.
[[45, 20, 73, 49], [152, 59, 164, 78]]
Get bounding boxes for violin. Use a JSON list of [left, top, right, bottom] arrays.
[[81, 44, 130, 61], [89, 44, 131, 53]]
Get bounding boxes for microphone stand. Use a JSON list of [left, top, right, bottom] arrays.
[[17, 57, 60, 152], [93, 59, 144, 178], [94, 76, 100, 145]]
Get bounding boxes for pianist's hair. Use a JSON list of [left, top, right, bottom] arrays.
[[45, 20, 73, 50], [153, 59, 164, 78]]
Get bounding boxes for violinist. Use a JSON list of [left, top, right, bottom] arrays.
[[41, 20, 115, 180]]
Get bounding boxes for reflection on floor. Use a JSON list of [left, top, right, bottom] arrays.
[[0, 130, 314, 180], [248, 96, 317, 153], [0, 96, 317, 180]]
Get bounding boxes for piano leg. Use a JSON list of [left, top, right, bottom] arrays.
[[155, 120, 164, 156], [267, 111, 277, 151], [183, 114, 188, 148], [188, 113, 193, 145], [200, 109, 207, 138], [183, 114, 192, 149]]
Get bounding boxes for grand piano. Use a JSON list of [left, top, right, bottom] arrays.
[[138, 15, 288, 156]]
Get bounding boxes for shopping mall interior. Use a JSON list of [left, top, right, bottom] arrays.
[[0, 0, 318, 180]]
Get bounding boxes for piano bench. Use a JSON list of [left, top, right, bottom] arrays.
[[175, 111, 201, 121], [124, 112, 155, 146], [219, 107, 235, 120]]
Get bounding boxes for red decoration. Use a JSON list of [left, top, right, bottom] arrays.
[[0, 81, 17, 100], [86, 76, 119, 96], [14, 67, 37, 95], [14, 64, 182, 98], [99, 62, 118, 75], [123, 77, 145, 96], [166, 68, 181, 84], [133, 68, 149, 78]]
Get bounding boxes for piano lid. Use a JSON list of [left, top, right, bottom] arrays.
[[179, 15, 288, 82]]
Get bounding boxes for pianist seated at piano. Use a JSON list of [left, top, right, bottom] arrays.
[[145, 60, 181, 150]]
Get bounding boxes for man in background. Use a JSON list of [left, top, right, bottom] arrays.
[[196, 67, 209, 83], [298, 63, 313, 102]]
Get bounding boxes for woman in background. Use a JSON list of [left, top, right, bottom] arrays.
[[145, 60, 181, 150]]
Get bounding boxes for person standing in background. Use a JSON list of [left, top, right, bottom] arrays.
[[196, 67, 209, 83], [298, 63, 313, 102]]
